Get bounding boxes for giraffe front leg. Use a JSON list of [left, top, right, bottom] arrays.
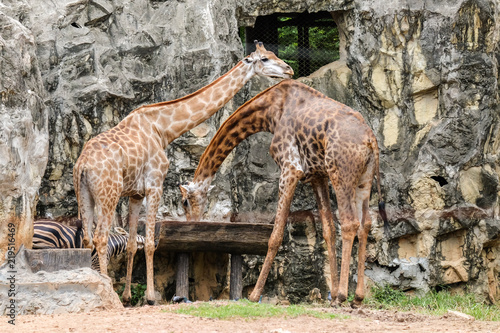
[[248, 219, 287, 302], [122, 197, 143, 306], [311, 178, 339, 304], [249, 168, 301, 302]]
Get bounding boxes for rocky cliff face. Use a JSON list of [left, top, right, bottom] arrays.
[[1, 0, 499, 303], [0, 6, 48, 263]]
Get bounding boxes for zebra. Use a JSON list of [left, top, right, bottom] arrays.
[[32, 219, 155, 272]]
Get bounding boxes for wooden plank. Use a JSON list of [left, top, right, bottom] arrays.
[[157, 221, 273, 255], [175, 253, 190, 298], [229, 254, 243, 300], [25, 249, 91, 273]]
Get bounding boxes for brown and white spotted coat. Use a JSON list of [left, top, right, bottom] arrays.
[[73, 42, 293, 305], [180, 80, 388, 307]]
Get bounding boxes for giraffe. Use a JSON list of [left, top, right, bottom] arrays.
[[73, 41, 293, 305], [180, 79, 388, 307]]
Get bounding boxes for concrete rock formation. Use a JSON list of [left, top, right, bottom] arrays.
[[0, 247, 122, 315], [1, 0, 499, 304], [0, 7, 48, 264]]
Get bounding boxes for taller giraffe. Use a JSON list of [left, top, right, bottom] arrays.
[[180, 80, 388, 307], [73, 42, 293, 305]]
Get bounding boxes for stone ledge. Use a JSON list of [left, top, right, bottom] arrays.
[[0, 247, 122, 315]]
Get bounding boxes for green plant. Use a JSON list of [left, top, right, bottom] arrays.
[[365, 284, 500, 321], [369, 283, 406, 306], [131, 283, 147, 306], [116, 283, 147, 306], [166, 299, 347, 320]]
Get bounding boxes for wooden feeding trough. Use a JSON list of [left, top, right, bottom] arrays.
[[25, 248, 91, 272], [156, 220, 274, 300]]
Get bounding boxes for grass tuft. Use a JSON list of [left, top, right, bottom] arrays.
[[163, 286, 500, 322], [364, 284, 500, 321], [116, 283, 147, 306], [166, 299, 347, 320]]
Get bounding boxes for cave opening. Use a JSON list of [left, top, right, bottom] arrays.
[[240, 11, 339, 78], [431, 175, 448, 187]]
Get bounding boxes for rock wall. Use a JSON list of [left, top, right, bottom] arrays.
[[0, 6, 48, 264], [1, 0, 499, 304]]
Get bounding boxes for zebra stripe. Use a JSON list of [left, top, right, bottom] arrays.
[[33, 220, 146, 272], [33, 221, 81, 249]]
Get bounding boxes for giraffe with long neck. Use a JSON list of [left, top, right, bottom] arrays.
[[180, 80, 388, 307], [73, 42, 293, 305]]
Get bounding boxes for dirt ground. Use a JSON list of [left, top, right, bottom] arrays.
[[3, 302, 499, 333]]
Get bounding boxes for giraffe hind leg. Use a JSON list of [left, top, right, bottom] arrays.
[[79, 179, 95, 249], [351, 197, 372, 308], [311, 178, 339, 303], [352, 164, 375, 307], [122, 196, 143, 306], [93, 220, 111, 276], [144, 190, 163, 305], [93, 188, 121, 276], [332, 185, 359, 305]]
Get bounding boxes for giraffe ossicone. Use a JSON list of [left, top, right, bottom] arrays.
[[181, 79, 389, 307], [73, 41, 293, 305]]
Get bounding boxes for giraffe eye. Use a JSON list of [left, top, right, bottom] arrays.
[[261, 57, 268, 62]]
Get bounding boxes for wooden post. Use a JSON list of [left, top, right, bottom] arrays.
[[298, 24, 310, 77], [229, 254, 243, 300], [176, 252, 189, 298]]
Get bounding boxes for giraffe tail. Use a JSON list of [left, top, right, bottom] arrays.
[[75, 220, 83, 248], [73, 158, 92, 246], [373, 141, 390, 239], [73, 160, 84, 221]]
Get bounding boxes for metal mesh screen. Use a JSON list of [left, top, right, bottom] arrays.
[[241, 11, 339, 78]]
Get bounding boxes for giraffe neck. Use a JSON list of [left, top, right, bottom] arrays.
[[130, 61, 255, 145], [193, 82, 287, 188]]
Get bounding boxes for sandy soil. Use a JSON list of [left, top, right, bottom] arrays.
[[3, 302, 499, 333]]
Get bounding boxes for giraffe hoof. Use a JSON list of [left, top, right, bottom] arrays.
[[330, 299, 341, 308], [336, 294, 347, 305], [147, 299, 155, 306], [350, 297, 363, 309], [122, 299, 132, 307], [350, 301, 361, 309]]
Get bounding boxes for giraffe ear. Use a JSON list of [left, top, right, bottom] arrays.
[[254, 41, 266, 53], [179, 184, 189, 197]]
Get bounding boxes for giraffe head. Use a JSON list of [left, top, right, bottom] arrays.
[[179, 181, 214, 221], [244, 40, 294, 79]]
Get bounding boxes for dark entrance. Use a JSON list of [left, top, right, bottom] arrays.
[[241, 11, 340, 78]]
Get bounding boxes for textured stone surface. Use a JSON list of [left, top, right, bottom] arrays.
[[0, 247, 122, 315], [1, 0, 499, 305], [0, 6, 48, 264]]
